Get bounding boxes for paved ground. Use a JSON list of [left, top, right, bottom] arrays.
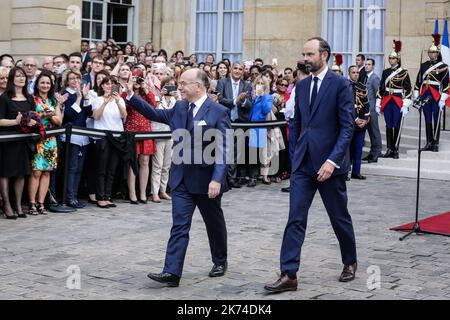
[[1, 175, 450, 300]]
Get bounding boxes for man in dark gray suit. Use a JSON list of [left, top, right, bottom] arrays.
[[216, 61, 253, 188], [363, 58, 382, 163]]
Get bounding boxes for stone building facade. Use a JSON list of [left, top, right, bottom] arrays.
[[0, 0, 449, 76]]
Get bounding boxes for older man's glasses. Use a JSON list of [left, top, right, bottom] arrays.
[[178, 81, 200, 87]]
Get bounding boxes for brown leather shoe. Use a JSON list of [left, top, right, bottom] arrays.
[[264, 274, 298, 293], [339, 263, 357, 282]]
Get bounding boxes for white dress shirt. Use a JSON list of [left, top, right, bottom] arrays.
[[309, 67, 329, 101], [190, 94, 208, 118]]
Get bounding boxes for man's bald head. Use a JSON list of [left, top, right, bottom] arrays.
[[179, 68, 210, 102]]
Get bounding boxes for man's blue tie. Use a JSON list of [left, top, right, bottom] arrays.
[[186, 103, 195, 129], [310, 76, 319, 112]]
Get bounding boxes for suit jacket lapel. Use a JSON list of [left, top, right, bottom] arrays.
[[193, 98, 211, 122], [226, 79, 233, 100], [188, 98, 211, 132], [302, 77, 312, 121], [180, 100, 189, 130], [310, 71, 332, 120], [239, 81, 244, 95]]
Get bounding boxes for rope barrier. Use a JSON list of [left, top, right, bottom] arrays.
[[0, 120, 288, 143]]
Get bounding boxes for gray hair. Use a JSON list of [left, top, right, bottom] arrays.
[[195, 69, 210, 89]]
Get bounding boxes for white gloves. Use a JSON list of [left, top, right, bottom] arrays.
[[402, 99, 412, 117], [439, 93, 448, 111], [413, 90, 420, 101], [375, 99, 381, 114], [401, 105, 409, 117]]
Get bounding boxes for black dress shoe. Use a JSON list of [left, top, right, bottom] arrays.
[[420, 142, 434, 152], [5, 214, 18, 220], [247, 179, 257, 188], [368, 158, 378, 163], [362, 155, 372, 162], [88, 199, 97, 205], [339, 263, 357, 282], [264, 274, 298, 293], [68, 200, 85, 209], [147, 272, 180, 287], [209, 262, 227, 277], [139, 199, 148, 204], [351, 174, 366, 180], [130, 200, 139, 205], [229, 181, 242, 189], [108, 203, 117, 208], [281, 186, 291, 193]]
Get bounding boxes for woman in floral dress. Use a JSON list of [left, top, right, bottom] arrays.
[[28, 71, 63, 215]]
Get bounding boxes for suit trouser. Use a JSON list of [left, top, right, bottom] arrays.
[[85, 140, 97, 196], [350, 129, 366, 176], [422, 91, 440, 125], [367, 107, 382, 158], [65, 143, 87, 202], [163, 183, 227, 277], [228, 128, 249, 182], [280, 154, 357, 278], [383, 100, 402, 129], [49, 137, 62, 200], [94, 138, 120, 201], [236, 130, 251, 179], [151, 139, 173, 194]]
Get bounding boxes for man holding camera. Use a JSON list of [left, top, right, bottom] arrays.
[[216, 61, 253, 188]]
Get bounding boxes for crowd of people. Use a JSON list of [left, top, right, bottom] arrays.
[[0, 38, 298, 220], [0, 33, 447, 221]]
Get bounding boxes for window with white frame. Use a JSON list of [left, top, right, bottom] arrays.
[[82, 0, 136, 45], [191, 0, 244, 63], [323, 0, 386, 76]]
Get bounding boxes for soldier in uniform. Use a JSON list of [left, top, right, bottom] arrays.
[[376, 40, 413, 159], [348, 65, 371, 180], [331, 53, 344, 76], [414, 34, 449, 152]]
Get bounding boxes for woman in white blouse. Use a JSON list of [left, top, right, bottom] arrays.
[[92, 76, 127, 209]]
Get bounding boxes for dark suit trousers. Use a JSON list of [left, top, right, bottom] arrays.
[[280, 153, 357, 278], [94, 138, 120, 201], [163, 183, 227, 277], [228, 128, 250, 182], [350, 129, 366, 176], [367, 106, 382, 158]]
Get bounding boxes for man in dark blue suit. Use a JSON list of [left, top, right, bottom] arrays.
[[125, 69, 231, 287], [265, 37, 358, 293]]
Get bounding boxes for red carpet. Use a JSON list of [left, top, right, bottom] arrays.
[[391, 212, 450, 235]]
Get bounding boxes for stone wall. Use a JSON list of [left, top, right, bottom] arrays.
[[243, 0, 322, 69], [7, 0, 82, 63]]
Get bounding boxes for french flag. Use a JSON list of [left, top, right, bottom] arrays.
[[442, 20, 450, 106]]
